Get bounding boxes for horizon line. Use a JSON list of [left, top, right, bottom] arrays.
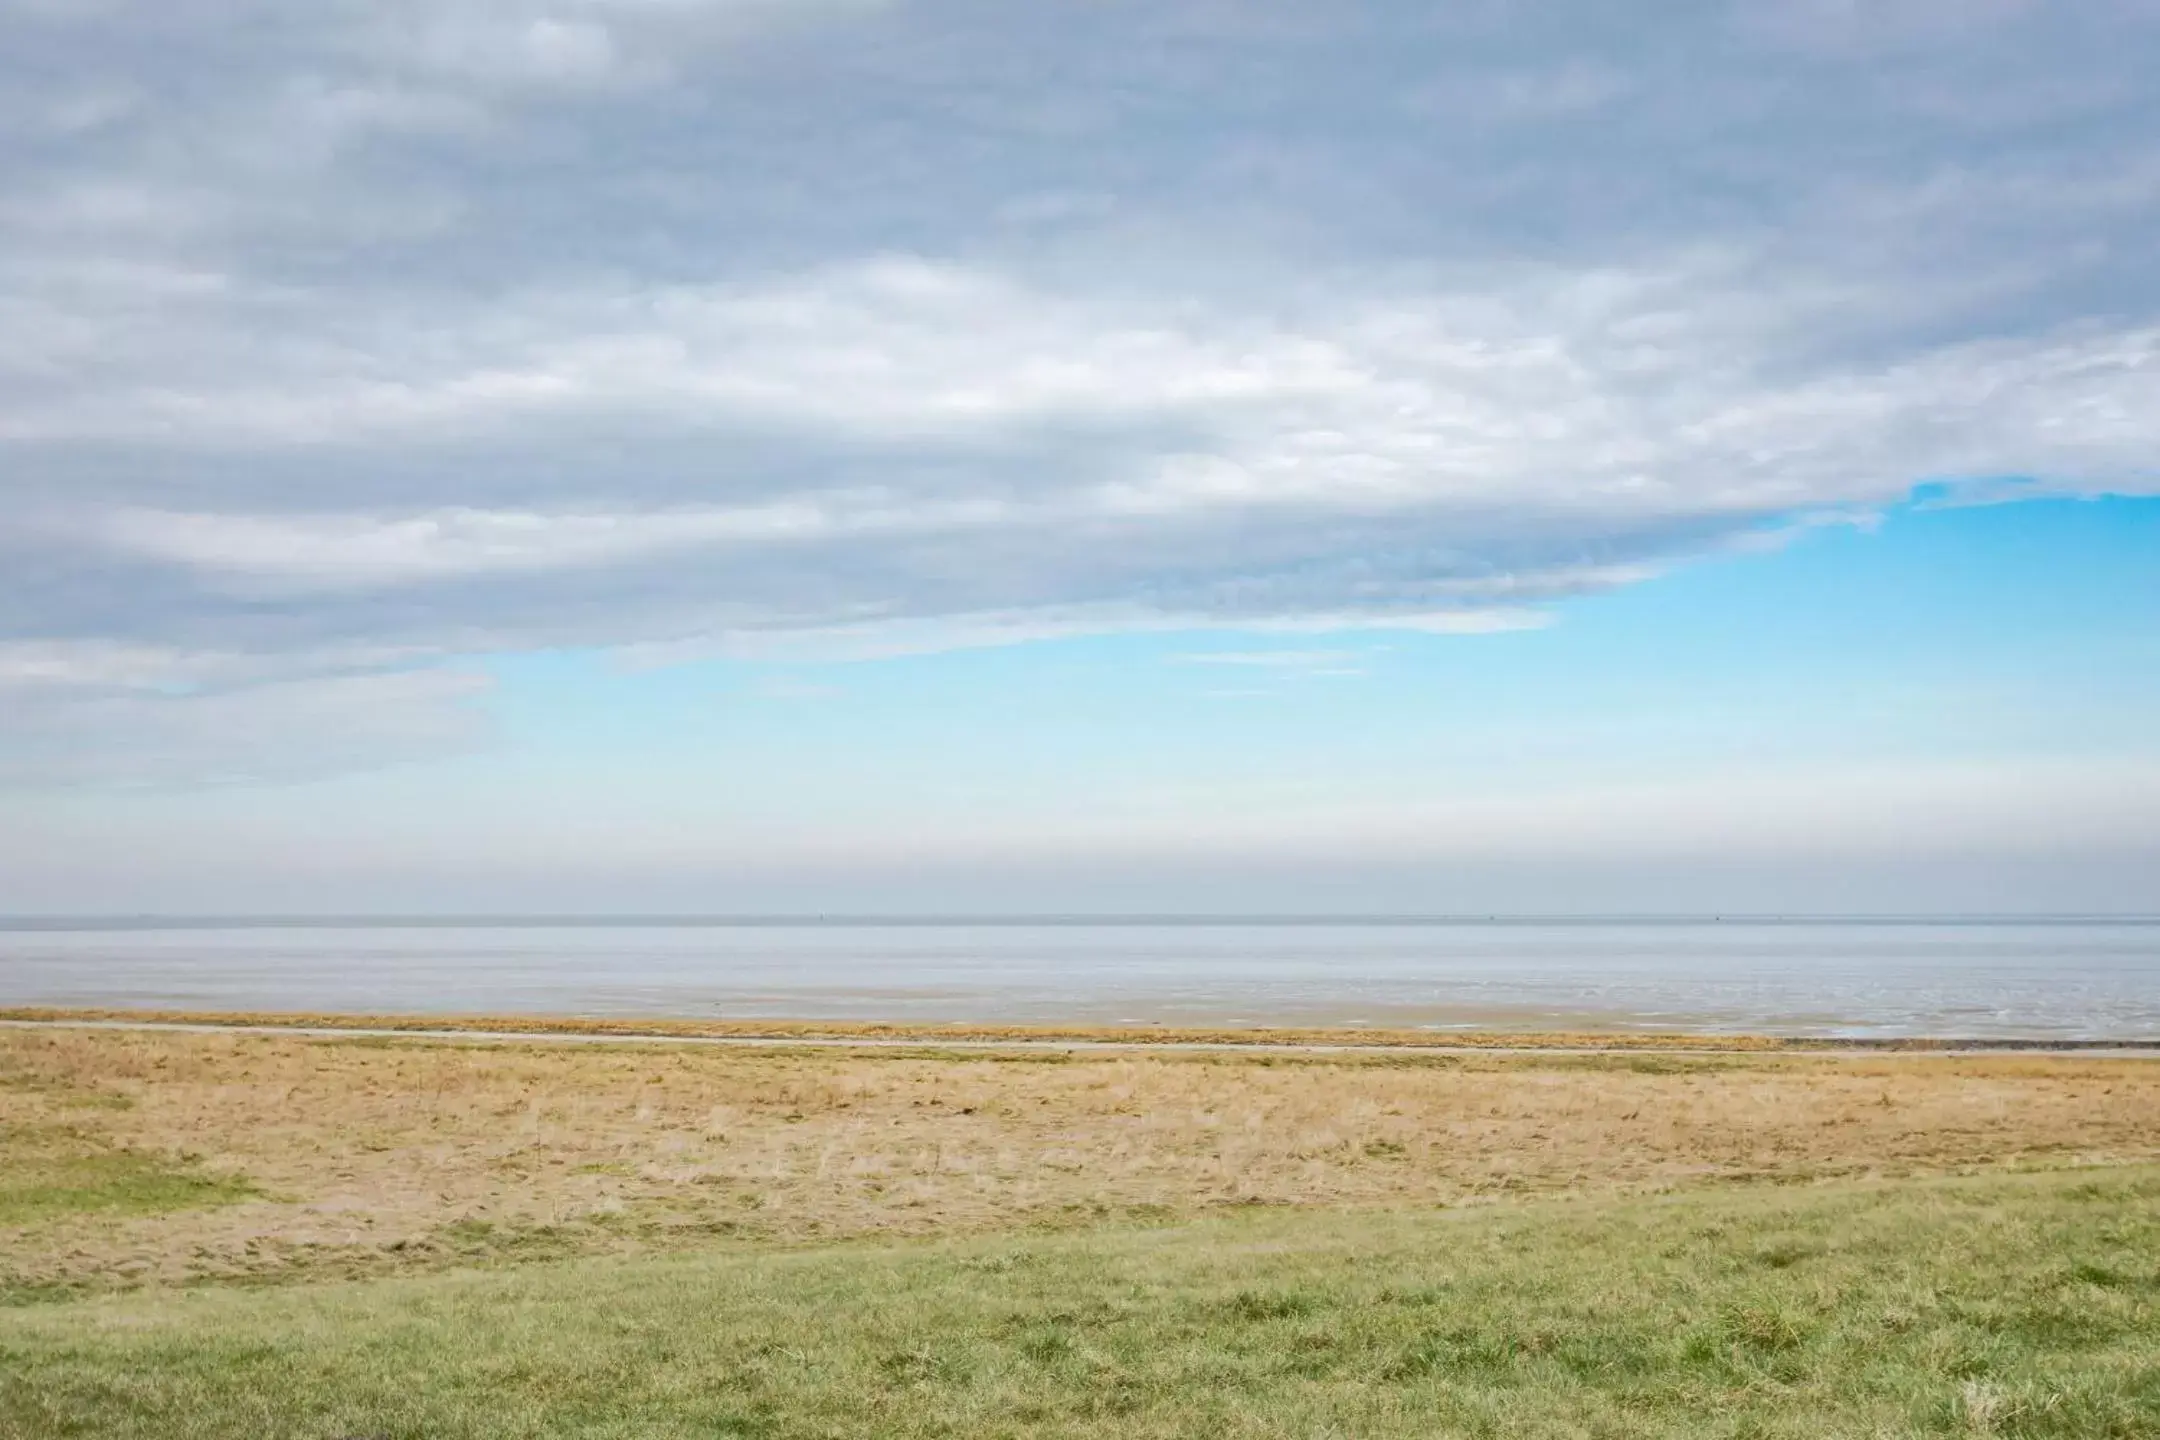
[[5, 912, 2158, 930]]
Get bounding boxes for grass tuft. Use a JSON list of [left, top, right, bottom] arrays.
[[0, 1130, 256, 1227]]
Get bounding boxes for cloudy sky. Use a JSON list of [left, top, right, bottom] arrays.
[[3, 0, 2157, 913]]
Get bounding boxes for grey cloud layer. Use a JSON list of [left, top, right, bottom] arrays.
[[5, 0, 2159, 779]]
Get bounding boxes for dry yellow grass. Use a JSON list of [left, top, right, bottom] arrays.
[[6, 1023, 2159, 1295]]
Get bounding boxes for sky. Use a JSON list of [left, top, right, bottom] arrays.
[[2, 0, 2157, 914]]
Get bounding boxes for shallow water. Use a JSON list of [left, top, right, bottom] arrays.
[[3, 917, 2157, 1038]]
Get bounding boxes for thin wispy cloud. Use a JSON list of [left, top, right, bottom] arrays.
[[1176, 650, 1372, 680], [747, 676, 845, 703], [1178, 651, 1364, 669]]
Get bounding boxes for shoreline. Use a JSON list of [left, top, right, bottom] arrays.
[[6, 1006, 2158, 1055]]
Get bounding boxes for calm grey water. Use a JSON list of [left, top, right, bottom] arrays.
[[2, 918, 2157, 1037]]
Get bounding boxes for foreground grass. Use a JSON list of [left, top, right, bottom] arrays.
[[3, 1165, 2156, 1439]]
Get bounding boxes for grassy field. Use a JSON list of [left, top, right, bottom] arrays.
[[3, 1024, 2158, 1436], [4, 1165, 2157, 1438]]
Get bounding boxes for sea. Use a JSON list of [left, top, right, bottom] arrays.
[[2, 916, 2158, 1039]]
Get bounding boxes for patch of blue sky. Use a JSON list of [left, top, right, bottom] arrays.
[[472, 495, 2160, 824]]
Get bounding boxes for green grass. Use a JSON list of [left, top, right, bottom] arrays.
[[0, 1130, 256, 1228], [2, 1167, 2157, 1439]]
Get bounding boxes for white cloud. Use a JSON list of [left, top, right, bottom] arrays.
[[1741, 0, 2039, 56], [390, 12, 622, 88], [0, 640, 449, 697], [4, 0, 2160, 785], [624, 606, 1546, 667], [1408, 59, 1635, 123], [22, 255, 2156, 632], [93, 501, 875, 591], [0, 640, 232, 693], [19, 255, 2160, 497]]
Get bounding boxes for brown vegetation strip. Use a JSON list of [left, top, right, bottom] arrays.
[[6, 1006, 2153, 1050], [6, 1025, 2159, 1298]]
